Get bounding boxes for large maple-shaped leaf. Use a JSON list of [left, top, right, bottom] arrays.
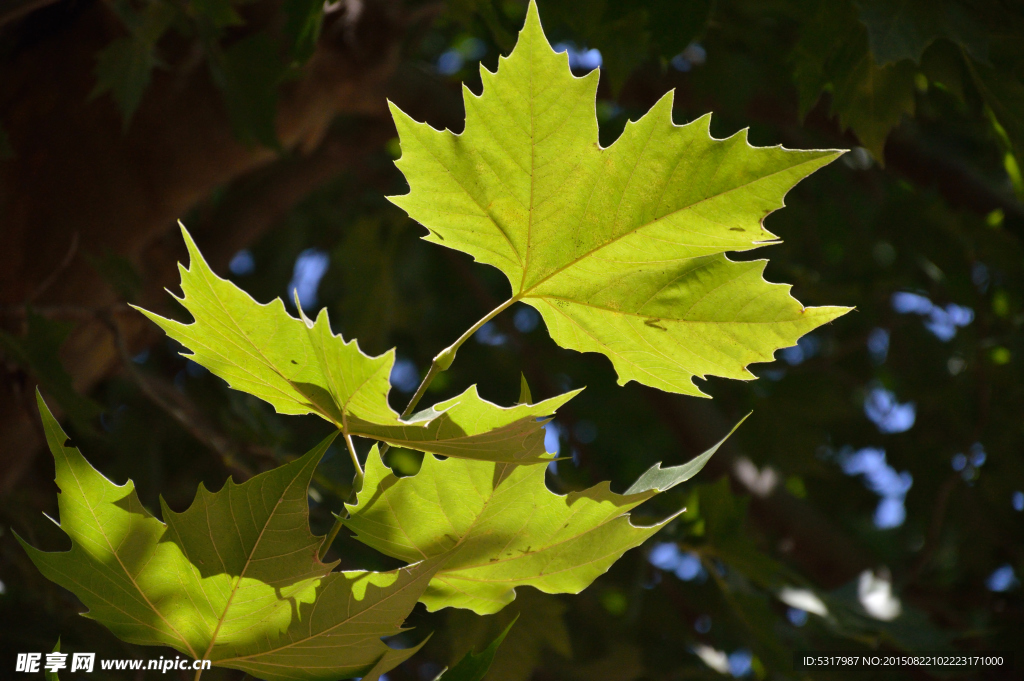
[[345, 428, 734, 615], [17, 393, 438, 681], [388, 0, 850, 397], [137, 227, 577, 463]]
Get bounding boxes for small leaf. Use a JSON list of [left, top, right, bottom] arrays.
[[137, 226, 577, 463], [45, 639, 60, 681], [389, 0, 850, 397], [447, 590, 570, 681], [91, 1, 177, 125], [283, 0, 325, 63], [625, 414, 748, 494], [92, 37, 159, 126], [434, 616, 517, 681], [0, 310, 102, 434], [517, 373, 532, 405], [18, 393, 441, 681]]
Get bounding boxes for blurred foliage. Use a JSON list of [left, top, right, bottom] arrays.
[[2, 0, 1024, 679]]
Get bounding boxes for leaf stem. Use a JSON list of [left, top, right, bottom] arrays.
[[344, 430, 363, 481], [380, 297, 516, 456], [318, 432, 363, 561], [318, 511, 345, 562], [320, 298, 515, 560]]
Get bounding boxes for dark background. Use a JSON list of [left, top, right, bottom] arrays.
[[1, 0, 1023, 678]]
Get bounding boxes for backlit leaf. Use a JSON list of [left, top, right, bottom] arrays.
[[346, 431, 734, 614], [137, 226, 576, 463], [17, 393, 438, 681], [389, 0, 850, 397]]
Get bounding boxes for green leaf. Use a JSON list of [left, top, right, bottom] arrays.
[[347, 435, 730, 614], [91, 0, 178, 125], [0, 310, 102, 434], [434, 616, 517, 681], [966, 49, 1024, 186], [45, 639, 60, 681], [190, 0, 243, 29], [389, 0, 850, 397], [446, 590, 570, 681], [215, 32, 289, 149], [283, 0, 325, 63], [87, 249, 143, 301], [792, 1, 916, 161], [92, 37, 159, 125], [137, 226, 577, 463], [18, 393, 439, 680], [856, 0, 989, 66], [518, 373, 533, 405], [625, 414, 747, 493]]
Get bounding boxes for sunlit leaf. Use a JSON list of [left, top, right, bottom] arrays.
[[346, 431, 733, 614], [17, 394, 438, 681], [389, 0, 850, 397], [137, 226, 576, 463]]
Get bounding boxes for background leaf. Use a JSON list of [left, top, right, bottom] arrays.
[[0, 312, 102, 434], [434, 616, 517, 681]]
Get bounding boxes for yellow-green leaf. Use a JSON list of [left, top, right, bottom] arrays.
[[388, 0, 850, 397], [345, 425, 735, 615], [18, 393, 438, 681], [137, 226, 577, 463]]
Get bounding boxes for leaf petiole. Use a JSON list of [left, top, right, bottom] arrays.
[[318, 431, 363, 561], [380, 296, 516, 455], [321, 298, 517, 559]]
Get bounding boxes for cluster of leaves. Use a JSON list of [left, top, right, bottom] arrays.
[[88, 0, 1024, 192], [91, 0, 325, 145], [17, 3, 848, 678], [447, 0, 1024, 187]]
